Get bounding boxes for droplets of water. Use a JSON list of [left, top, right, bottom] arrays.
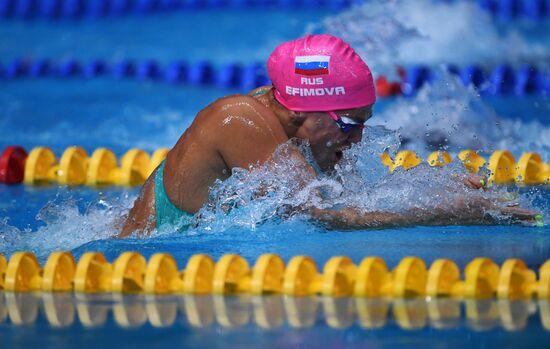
[[0, 190, 135, 260], [186, 127, 541, 235]]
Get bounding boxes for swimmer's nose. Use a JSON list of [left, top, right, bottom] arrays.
[[348, 128, 363, 144]]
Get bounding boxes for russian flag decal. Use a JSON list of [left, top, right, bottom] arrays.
[[294, 55, 330, 75]]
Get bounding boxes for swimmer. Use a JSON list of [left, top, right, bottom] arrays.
[[120, 34, 538, 237]]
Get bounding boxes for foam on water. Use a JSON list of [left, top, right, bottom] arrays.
[[313, 0, 549, 75], [0, 191, 135, 260], [181, 133, 545, 237], [372, 70, 550, 154], [308, 0, 550, 154]]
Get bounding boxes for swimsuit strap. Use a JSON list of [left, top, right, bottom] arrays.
[[248, 87, 272, 97]]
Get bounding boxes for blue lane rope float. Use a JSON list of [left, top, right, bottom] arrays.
[[478, 0, 550, 20], [1, 0, 549, 20], [1, 58, 549, 96], [0, 0, 353, 19]]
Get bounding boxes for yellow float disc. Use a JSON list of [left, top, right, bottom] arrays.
[[497, 259, 536, 299], [394, 151, 421, 170], [463, 257, 499, 299], [283, 256, 318, 296], [118, 148, 150, 186], [322, 256, 356, 297], [4, 252, 42, 292], [24, 147, 57, 184], [515, 152, 543, 185], [538, 260, 550, 299], [148, 148, 169, 177], [86, 148, 117, 186], [543, 169, 550, 185], [458, 150, 486, 173], [393, 257, 427, 298], [183, 254, 215, 294], [380, 152, 395, 172], [57, 147, 88, 186], [427, 151, 452, 167], [42, 252, 76, 292], [212, 254, 250, 294], [250, 254, 285, 295], [488, 150, 516, 184], [0, 254, 7, 289], [426, 259, 460, 297], [74, 252, 111, 293], [144, 253, 181, 294], [354, 257, 389, 297], [111, 252, 147, 293]]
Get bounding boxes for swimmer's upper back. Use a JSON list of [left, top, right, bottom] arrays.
[[163, 93, 288, 213]]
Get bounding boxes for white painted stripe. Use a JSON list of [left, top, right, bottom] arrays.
[[294, 55, 331, 63]]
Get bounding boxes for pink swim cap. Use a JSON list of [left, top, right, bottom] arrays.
[[267, 34, 376, 112]]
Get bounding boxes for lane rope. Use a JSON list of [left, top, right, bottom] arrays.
[[1, 146, 548, 187], [1, 251, 549, 299], [1, 58, 549, 96], [1, 0, 549, 21]]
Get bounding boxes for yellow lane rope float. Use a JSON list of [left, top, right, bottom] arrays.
[[1, 252, 549, 299], [24, 147, 169, 186], [381, 149, 549, 185], [0, 146, 546, 187]]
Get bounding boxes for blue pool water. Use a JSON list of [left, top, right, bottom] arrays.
[[1, 1, 550, 348]]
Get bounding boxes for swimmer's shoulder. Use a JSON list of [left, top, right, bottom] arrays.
[[200, 90, 286, 137]]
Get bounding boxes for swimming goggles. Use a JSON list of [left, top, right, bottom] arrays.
[[327, 111, 365, 134]]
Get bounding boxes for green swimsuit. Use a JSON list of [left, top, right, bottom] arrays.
[[155, 161, 193, 230]]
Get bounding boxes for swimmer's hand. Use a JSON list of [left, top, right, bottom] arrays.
[[462, 174, 487, 190], [499, 206, 543, 226], [452, 196, 542, 226]]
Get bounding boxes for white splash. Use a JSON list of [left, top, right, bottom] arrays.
[[313, 0, 549, 75], [372, 69, 550, 155], [0, 192, 135, 260]]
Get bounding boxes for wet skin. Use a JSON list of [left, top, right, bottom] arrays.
[[121, 87, 538, 237], [121, 87, 372, 236]]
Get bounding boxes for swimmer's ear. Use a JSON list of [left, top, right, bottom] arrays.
[[289, 111, 307, 127]]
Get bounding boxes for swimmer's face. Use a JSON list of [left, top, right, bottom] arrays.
[[296, 105, 373, 172]]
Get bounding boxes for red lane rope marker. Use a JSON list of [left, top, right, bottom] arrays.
[[0, 146, 27, 184]]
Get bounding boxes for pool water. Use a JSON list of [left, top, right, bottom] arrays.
[[1, 1, 550, 348]]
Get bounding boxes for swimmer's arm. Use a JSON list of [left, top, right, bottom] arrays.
[[309, 199, 540, 229], [309, 207, 414, 229]]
